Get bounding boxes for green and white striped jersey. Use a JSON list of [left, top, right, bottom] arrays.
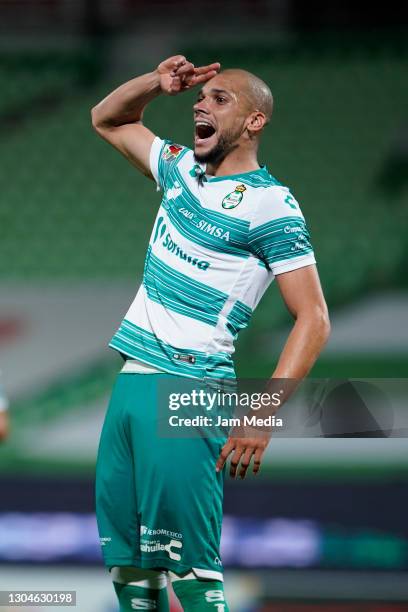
[[110, 137, 316, 379]]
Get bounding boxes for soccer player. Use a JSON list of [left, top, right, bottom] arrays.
[[91, 56, 330, 611]]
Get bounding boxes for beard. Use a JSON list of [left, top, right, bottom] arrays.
[[194, 128, 239, 165]]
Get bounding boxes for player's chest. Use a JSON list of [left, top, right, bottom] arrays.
[[161, 177, 254, 253], [164, 172, 256, 220]]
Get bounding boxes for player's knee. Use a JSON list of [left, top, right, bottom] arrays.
[[111, 566, 167, 589], [111, 567, 169, 611], [170, 571, 229, 611]]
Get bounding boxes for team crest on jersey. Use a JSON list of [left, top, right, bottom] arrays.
[[162, 143, 183, 161], [222, 184, 246, 209]]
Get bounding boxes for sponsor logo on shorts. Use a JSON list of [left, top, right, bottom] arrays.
[[140, 525, 182, 539], [99, 537, 111, 547], [140, 525, 183, 561], [166, 539, 183, 561], [140, 541, 167, 554], [139, 539, 183, 562]]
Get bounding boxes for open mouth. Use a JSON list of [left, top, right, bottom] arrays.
[[195, 121, 216, 144]]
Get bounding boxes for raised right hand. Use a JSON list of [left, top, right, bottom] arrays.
[[156, 55, 220, 96]]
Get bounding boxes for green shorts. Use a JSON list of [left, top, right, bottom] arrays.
[[95, 372, 226, 581]]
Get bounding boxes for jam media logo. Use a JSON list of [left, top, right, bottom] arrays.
[[222, 184, 246, 209], [162, 143, 183, 162]]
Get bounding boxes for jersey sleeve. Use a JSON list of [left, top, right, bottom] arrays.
[[248, 187, 316, 275], [149, 137, 189, 191]]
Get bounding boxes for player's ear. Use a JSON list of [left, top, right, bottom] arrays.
[[246, 111, 266, 136]]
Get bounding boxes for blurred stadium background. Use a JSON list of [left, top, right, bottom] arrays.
[[0, 0, 408, 610]]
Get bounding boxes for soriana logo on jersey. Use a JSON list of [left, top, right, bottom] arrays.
[[162, 143, 184, 161]]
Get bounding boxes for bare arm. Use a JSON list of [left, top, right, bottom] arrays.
[[91, 56, 220, 177], [216, 264, 330, 479], [272, 264, 330, 378]]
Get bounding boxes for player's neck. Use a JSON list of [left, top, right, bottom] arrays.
[[206, 150, 260, 178]]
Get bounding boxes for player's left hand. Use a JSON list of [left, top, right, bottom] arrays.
[[167, 59, 221, 94], [216, 431, 271, 479]]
